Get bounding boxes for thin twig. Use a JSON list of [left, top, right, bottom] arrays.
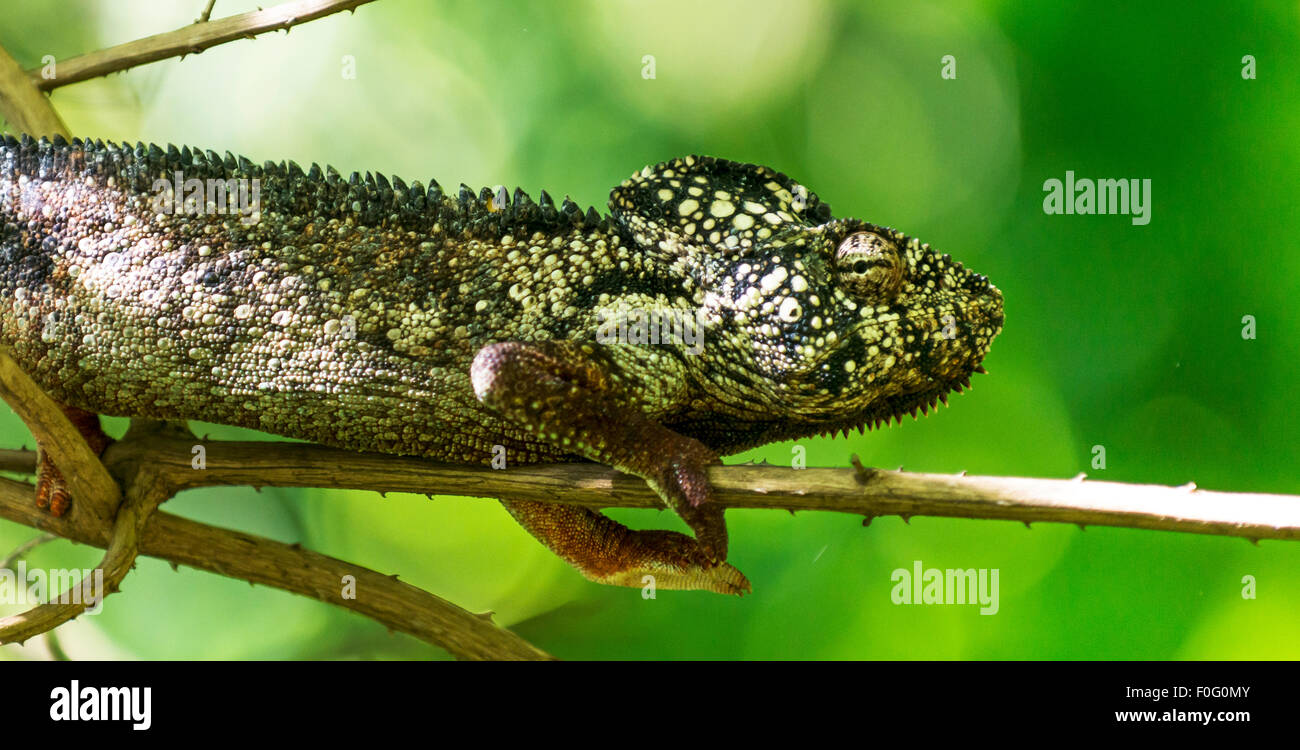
[[198, 0, 219, 24], [24, 0, 377, 92]]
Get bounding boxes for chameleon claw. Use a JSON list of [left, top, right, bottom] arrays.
[[590, 531, 752, 595]]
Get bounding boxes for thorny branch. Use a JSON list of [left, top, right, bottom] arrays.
[[1, 404, 1297, 656], [25, 0, 378, 92], [4, 435, 1298, 542]]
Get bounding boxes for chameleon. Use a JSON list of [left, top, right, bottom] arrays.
[[0, 134, 1003, 595]]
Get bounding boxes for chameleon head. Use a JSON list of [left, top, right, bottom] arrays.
[[610, 155, 1003, 432], [727, 217, 1004, 426]]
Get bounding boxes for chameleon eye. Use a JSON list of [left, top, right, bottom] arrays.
[[836, 231, 903, 299]]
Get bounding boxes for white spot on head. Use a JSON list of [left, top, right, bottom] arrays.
[[760, 266, 788, 293]]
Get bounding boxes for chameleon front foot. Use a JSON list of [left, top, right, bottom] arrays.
[[471, 340, 732, 559], [34, 405, 111, 517], [502, 500, 751, 595]]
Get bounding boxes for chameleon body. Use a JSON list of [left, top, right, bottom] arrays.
[[0, 135, 1003, 594]]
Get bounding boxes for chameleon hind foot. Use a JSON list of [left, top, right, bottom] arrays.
[[34, 405, 111, 517], [501, 499, 751, 595]]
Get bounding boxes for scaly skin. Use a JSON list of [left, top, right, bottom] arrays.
[[0, 135, 1004, 594]]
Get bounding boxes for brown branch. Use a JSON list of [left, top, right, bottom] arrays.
[[0, 447, 39, 470], [0, 44, 68, 138], [0, 361, 551, 660], [6, 433, 1300, 542], [0, 354, 120, 528], [0, 354, 156, 646], [0, 476, 552, 660], [0, 475, 154, 646], [97, 435, 1300, 542], [2, 416, 1296, 656], [0, 448, 40, 475], [10, 428, 1300, 540], [2, 373, 1296, 656], [24, 0, 377, 92]]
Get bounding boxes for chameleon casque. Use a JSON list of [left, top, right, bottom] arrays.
[[0, 134, 1003, 595]]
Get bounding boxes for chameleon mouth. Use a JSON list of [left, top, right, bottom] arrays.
[[812, 364, 989, 440], [808, 281, 1002, 440]]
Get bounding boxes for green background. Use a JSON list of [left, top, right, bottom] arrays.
[[2, 0, 1297, 659]]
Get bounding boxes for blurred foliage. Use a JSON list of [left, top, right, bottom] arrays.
[[2, 0, 1297, 659]]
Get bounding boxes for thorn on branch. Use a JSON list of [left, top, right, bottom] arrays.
[[849, 453, 877, 485]]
